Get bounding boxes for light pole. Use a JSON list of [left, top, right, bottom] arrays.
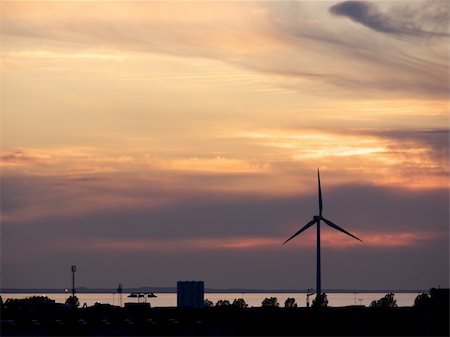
[[306, 288, 314, 307], [71, 265, 77, 297]]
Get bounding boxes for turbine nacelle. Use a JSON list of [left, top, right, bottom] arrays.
[[283, 169, 363, 245]]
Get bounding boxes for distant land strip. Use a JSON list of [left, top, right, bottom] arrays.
[[0, 287, 427, 294]]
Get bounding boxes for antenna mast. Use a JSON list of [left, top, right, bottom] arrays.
[[117, 283, 123, 307]]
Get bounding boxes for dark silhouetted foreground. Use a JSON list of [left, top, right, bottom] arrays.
[[1, 289, 448, 336]]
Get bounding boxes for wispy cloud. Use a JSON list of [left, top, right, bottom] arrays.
[[155, 156, 270, 174], [329, 1, 449, 38], [1, 1, 447, 98]]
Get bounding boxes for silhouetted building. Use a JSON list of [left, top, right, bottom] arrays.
[[177, 281, 204, 308]]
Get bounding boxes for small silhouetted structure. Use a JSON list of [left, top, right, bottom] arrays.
[[414, 288, 449, 309], [127, 292, 156, 304], [306, 288, 315, 307], [429, 288, 449, 309], [177, 281, 204, 308], [124, 302, 150, 309]]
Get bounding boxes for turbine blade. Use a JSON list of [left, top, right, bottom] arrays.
[[321, 217, 363, 242], [318, 169, 323, 216], [283, 219, 317, 244]]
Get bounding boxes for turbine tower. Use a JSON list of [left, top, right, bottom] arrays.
[[284, 169, 362, 299]]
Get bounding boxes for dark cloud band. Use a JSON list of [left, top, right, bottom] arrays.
[[329, 1, 449, 38]]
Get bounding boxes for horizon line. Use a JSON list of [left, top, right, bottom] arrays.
[[0, 286, 437, 294]]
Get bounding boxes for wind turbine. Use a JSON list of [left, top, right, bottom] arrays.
[[284, 169, 362, 299]]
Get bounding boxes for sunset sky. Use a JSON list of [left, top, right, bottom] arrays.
[[1, 1, 448, 291]]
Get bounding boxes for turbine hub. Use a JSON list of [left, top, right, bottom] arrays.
[[313, 215, 320, 221]]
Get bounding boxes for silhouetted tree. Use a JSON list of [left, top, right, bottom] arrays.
[[65, 295, 80, 308], [204, 299, 214, 308], [5, 296, 54, 306], [284, 297, 297, 308], [414, 292, 431, 307], [370, 293, 397, 308], [311, 293, 328, 308], [232, 298, 248, 308], [261, 297, 279, 307], [215, 300, 231, 307], [4, 296, 56, 314]]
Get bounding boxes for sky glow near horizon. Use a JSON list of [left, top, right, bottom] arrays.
[[1, 1, 449, 290]]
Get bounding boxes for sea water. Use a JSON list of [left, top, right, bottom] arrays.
[[1, 292, 420, 307]]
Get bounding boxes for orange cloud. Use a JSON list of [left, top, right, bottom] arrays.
[[79, 237, 280, 252], [153, 156, 270, 174], [227, 128, 449, 189], [0, 149, 51, 167], [1, 148, 267, 176], [57, 230, 443, 253], [322, 231, 441, 248]]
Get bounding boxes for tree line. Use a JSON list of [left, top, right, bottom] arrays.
[[204, 291, 436, 308], [0, 291, 439, 309]]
